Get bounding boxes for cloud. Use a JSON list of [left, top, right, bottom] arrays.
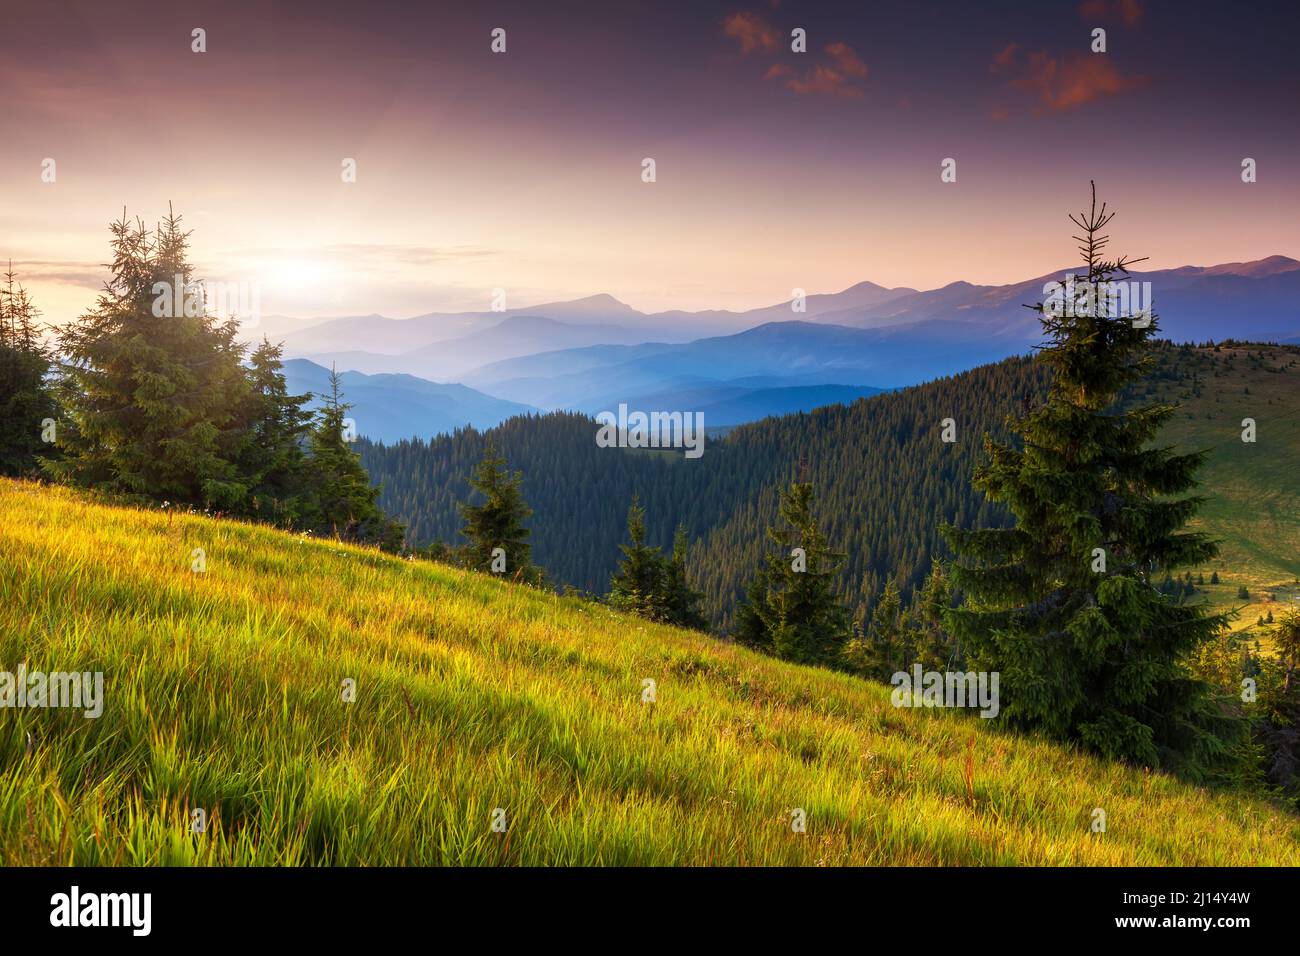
[[786, 64, 865, 98], [1078, 0, 1144, 27], [317, 243, 495, 267], [824, 42, 868, 79], [7, 260, 104, 289], [763, 42, 869, 98], [722, 12, 868, 98], [991, 42, 1019, 73], [723, 11, 781, 54], [1006, 51, 1147, 112]]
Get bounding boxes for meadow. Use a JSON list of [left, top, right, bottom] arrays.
[[2, 478, 1297, 865], [1153, 345, 1300, 648]]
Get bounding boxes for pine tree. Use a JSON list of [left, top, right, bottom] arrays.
[[609, 496, 664, 618], [735, 480, 852, 666], [0, 265, 58, 476], [942, 184, 1238, 775], [307, 365, 399, 549], [233, 338, 314, 524], [904, 559, 961, 672], [458, 440, 538, 582], [46, 209, 251, 508], [1257, 608, 1300, 802], [853, 578, 904, 679], [659, 525, 707, 630]]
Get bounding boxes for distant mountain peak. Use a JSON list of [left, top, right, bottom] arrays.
[[513, 292, 639, 317], [1197, 255, 1300, 278], [576, 292, 634, 308]]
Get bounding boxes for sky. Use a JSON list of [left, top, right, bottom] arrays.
[[2, 0, 1298, 325]]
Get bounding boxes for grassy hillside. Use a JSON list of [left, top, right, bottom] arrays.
[[1146, 345, 1300, 642], [2, 478, 1297, 865]]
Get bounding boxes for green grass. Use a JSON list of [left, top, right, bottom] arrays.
[[1150, 345, 1300, 646], [2, 477, 1298, 865]]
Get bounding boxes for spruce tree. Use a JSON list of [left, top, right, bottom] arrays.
[[234, 338, 315, 524], [904, 560, 960, 672], [943, 184, 1238, 774], [307, 366, 399, 549], [847, 579, 904, 679], [659, 525, 707, 630], [458, 440, 538, 582], [0, 266, 57, 476], [609, 496, 664, 618], [1257, 608, 1300, 801], [735, 480, 852, 666], [46, 209, 251, 508]]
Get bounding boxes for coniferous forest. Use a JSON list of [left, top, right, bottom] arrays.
[[360, 355, 1051, 627]]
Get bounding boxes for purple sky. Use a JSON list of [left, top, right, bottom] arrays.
[[2, 0, 1297, 323]]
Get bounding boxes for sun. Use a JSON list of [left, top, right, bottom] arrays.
[[266, 257, 326, 291]]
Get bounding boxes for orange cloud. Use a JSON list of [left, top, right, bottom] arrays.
[[723, 11, 780, 54], [763, 42, 869, 98], [786, 64, 863, 98], [1078, 0, 1143, 27], [991, 42, 1019, 73], [824, 42, 868, 79], [731, 18, 869, 100], [1009, 51, 1147, 112]]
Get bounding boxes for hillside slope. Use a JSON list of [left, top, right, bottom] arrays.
[[1137, 345, 1300, 636], [1, 479, 1296, 865]]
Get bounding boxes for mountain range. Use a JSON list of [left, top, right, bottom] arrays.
[[254, 256, 1300, 441]]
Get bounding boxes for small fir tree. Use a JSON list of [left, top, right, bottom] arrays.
[[735, 479, 852, 666]]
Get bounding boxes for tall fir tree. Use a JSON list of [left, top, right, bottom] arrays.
[[942, 184, 1239, 775], [0, 265, 58, 476], [46, 209, 251, 508], [458, 440, 539, 582], [735, 479, 852, 666]]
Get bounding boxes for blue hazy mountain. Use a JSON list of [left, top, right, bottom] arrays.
[[265, 256, 1299, 426], [810, 256, 1300, 343], [280, 359, 537, 444], [466, 319, 1022, 411]]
